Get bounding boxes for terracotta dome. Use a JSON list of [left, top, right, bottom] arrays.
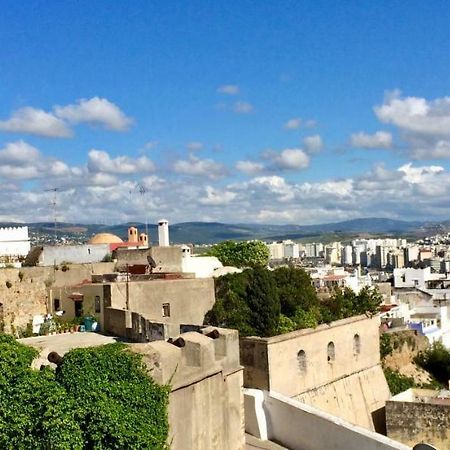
[[88, 233, 124, 245]]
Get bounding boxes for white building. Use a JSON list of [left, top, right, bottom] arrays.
[[0, 226, 31, 260]]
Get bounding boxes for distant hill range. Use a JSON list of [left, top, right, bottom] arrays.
[[0, 217, 446, 245]]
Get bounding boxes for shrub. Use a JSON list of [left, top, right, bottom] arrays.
[[384, 368, 415, 395], [415, 341, 450, 385]]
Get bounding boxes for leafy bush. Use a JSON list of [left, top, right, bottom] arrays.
[[415, 341, 450, 385], [0, 336, 170, 449], [384, 368, 415, 395], [208, 240, 270, 268], [380, 333, 393, 359]]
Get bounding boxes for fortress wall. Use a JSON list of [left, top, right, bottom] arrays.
[[295, 364, 390, 431], [130, 327, 245, 450]]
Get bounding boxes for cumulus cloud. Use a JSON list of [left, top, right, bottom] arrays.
[[236, 160, 264, 175], [233, 101, 253, 114], [303, 135, 323, 153], [397, 163, 444, 184], [217, 85, 239, 95], [0, 141, 40, 165], [270, 148, 310, 170], [55, 97, 132, 131], [199, 186, 237, 206], [350, 131, 392, 149], [284, 118, 302, 129], [87, 149, 155, 174], [0, 107, 72, 137], [172, 155, 225, 179]]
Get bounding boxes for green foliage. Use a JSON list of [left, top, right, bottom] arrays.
[[208, 240, 269, 268], [102, 253, 113, 262], [383, 368, 415, 395], [206, 267, 382, 338], [0, 336, 170, 450], [415, 341, 450, 385], [380, 333, 393, 359], [245, 267, 280, 337]]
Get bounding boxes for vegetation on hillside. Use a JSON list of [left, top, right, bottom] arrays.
[[207, 240, 270, 268], [414, 341, 450, 386], [0, 335, 169, 449], [205, 267, 382, 337]]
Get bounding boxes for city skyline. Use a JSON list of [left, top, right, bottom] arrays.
[[2, 1, 450, 224]]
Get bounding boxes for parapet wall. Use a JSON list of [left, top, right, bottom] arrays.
[[130, 327, 244, 450]]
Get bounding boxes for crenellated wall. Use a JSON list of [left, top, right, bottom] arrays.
[[130, 327, 244, 450]]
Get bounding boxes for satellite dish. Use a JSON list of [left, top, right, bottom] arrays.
[[413, 444, 439, 450]]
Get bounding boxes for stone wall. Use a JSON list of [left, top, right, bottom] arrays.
[[130, 327, 244, 450], [0, 263, 114, 333], [386, 388, 450, 448], [240, 315, 390, 431]]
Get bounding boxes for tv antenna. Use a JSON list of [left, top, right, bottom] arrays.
[[44, 187, 63, 243], [137, 183, 149, 238]]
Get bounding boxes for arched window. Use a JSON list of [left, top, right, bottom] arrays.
[[297, 350, 306, 373], [353, 334, 361, 355], [327, 342, 335, 362]]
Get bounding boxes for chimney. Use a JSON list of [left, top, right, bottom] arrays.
[[158, 219, 169, 246]]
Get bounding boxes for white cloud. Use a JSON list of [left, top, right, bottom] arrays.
[[0, 107, 72, 138], [199, 186, 237, 206], [87, 149, 155, 174], [350, 131, 393, 149], [172, 155, 225, 179], [186, 141, 203, 151], [305, 119, 317, 128], [375, 91, 450, 137], [397, 163, 444, 184], [233, 101, 253, 114], [217, 85, 239, 95], [271, 148, 310, 170], [55, 97, 133, 131], [236, 160, 264, 175], [283, 118, 302, 129], [303, 135, 323, 153], [0, 141, 40, 165]]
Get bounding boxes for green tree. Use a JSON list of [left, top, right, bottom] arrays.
[[208, 240, 269, 268], [272, 267, 318, 317], [246, 267, 280, 337]]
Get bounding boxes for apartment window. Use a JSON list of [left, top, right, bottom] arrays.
[[95, 296, 101, 313], [297, 350, 306, 373], [327, 342, 335, 363], [54, 298, 60, 311], [353, 334, 361, 355], [162, 303, 171, 317]]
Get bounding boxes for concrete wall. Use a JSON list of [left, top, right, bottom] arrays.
[[240, 315, 390, 431], [386, 388, 450, 448], [149, 246, 184, 273], [39, 244, 110, 266], [130, 327, 244, 450], [245, 389, 411, 450]]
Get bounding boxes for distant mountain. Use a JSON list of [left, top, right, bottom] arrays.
[[0, 217, 440, 245]]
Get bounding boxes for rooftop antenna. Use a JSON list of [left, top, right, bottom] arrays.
[[137, 183, 149, 238], [44, 187, 61, 244]]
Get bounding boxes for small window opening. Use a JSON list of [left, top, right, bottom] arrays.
[[327, 341, 335, 362], [297, 350, 306, 373], [95, 295, 101, 313], [162, 303, 170, 317], [353, 334, 361, 355], [54, 298, 60, 311]]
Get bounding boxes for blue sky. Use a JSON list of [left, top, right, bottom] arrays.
[[1, 1, 450, 224]]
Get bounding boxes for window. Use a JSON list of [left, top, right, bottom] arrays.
[[353, 334, 361, 355], [54, 298, 60, 311], [95, 295, 101, 313], [88, 248, 91, 255], [162, 303, 170, 317], [297, 350, 306, 373], [327, 342, 335, 363]]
